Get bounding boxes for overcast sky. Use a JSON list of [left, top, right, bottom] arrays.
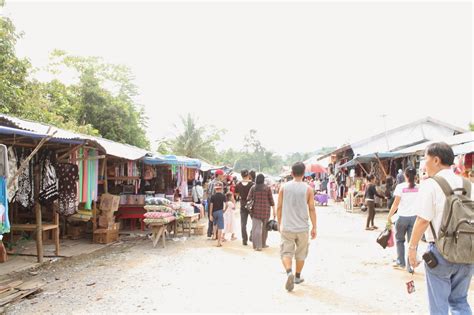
[[2, 1, 472, 155]]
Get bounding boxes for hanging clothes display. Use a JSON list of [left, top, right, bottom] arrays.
[[39, 151, 59, 205], [7, 147, 18, 202], [15, 149, 34, 210], [180, 166, 188, 199], [56, 163, 79, 216], [0, 145, 8, 177], [78, 149, 99, 210], [0, 176, 10, 235]]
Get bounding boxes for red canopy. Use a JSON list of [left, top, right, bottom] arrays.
[[306, 163, 327, 174]]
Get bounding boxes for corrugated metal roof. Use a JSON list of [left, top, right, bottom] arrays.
[[393, 132, 474, 155], [0, 125, 85, 145], [0, 114, 149, 160], [318, 117, 467, 160]]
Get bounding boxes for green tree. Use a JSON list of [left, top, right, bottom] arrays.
[[0, 17, 30, 114], [470, 123, 473, 131], [169, 114, 225, 161], [47, 50, 150, 148]]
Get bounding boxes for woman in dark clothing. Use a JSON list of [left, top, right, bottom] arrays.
[[364, 175, 386, 230], [247, 174, 275, 251]]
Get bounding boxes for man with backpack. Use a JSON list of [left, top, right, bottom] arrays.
[[408, 142, 473, 315]]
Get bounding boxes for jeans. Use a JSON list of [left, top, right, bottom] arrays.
[[366, 200, 375, 228], [395, 215, 416, 268], [240, 208, 250, 243], [425, 243, 473, 315]]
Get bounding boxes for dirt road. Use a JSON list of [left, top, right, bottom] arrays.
[[5, 203, 473, 314]]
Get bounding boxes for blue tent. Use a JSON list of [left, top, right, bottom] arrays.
[[143, 154, 201, 169]]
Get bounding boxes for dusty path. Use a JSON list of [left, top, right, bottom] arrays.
[[6, 203, 474, 314]]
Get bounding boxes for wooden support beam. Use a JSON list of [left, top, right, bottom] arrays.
[[7, 129, 57, 191], [33, 164, 43, 263], [57, 144, 83, 161], [356, 161, 370, 176], [104, 157, 108, 194], [374, 153, 388, 178]]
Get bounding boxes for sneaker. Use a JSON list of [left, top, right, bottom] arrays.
[[285, 274, 295, 292], [392, 262, 405, 270], [407, 266, 414, 274], [295, 277, 305, 284]]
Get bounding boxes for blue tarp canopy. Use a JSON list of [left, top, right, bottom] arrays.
[[338, 152, 403, 168], [143, 154, 201, 168]]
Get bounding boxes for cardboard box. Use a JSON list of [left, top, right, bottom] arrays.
[[98, 215, 116, 229], [93, 223, 120, 244], [68, 225, 86, 240], [99, 193, 120, 212]]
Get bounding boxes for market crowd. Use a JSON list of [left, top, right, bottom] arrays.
[[197, 142, 473, 315]]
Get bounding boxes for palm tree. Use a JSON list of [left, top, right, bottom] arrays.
[[171, 114, 224, 161]]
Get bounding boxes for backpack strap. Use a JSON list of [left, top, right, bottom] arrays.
[[428, 176, 454, 240], [430, 176, 453, 198]]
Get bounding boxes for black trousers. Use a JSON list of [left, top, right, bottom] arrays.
[[366, 200, 376, 228], [240, 208, 250, 243]]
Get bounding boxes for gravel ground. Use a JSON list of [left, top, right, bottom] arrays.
[[5, 202, 474, 314]]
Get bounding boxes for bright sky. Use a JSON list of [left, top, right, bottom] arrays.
[[2, 1, 473, 155]]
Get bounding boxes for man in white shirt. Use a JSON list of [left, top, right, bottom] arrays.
[[408, 142, 473, 315]]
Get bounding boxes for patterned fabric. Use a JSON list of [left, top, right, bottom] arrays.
[[0, 177, 10, 234], [144, 216, 176, 224], [144, 205, 172, 212], [56, 163, 79, 216], [144, 212, 174, 219], [248, 185, 274, 220], [39, 152, 59, 205], [7, 147, 18, 202], [15, 149, 34, 210]]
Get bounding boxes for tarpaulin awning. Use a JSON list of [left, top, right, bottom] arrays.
[[339, 152, 402, 168], [143, 154, 201, 168], [452, 141, 474, 156]]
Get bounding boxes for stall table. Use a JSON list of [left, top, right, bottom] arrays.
[[150, 223, 167, 248], [116, 205, 146, 231], [180, 214, 200, 237]]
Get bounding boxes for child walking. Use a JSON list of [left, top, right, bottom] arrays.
[[209, 181, 226, 247], [223, 192, 237, 241]]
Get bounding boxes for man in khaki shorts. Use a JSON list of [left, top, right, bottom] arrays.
[[277, 162, 317, 292]]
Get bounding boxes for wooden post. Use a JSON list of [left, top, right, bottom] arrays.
[[34, 164, 43, 263], [54, 210, 59, 256], [103, 157, 108, 194], [374, 153, 388, 178]]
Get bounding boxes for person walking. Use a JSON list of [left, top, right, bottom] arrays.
[[206, 170, 225, 238], [387, 167, 419, 272], [247, 174, 276, 251], [234, 169, 254, 246], [192, 181, 204, 204], [364, 175, 386, 230], [277, 162, 317, 292], [408, 142, 473, 314], [223, 192, 237, 241], [209, 181, 226, 247]]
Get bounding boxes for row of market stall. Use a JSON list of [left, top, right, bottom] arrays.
[[315, 117, 473, 209], [0, 114, 225, 263]]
